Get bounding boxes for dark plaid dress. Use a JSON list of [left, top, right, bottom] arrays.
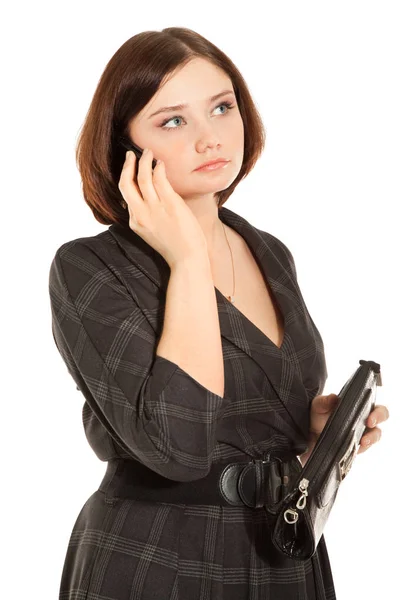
[[49, 205, 336, 599]]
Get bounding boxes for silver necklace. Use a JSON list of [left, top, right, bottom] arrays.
[[221, 221, 236, 304]]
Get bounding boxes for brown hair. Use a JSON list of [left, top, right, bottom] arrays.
[[75, 27, 266, 226]]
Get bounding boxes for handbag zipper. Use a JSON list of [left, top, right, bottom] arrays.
[[284, 478, 309, 523]]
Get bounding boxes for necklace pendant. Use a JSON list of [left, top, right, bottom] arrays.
[[227, 295, 235, 304]]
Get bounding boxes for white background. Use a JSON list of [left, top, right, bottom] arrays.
[[2, 1, 398, 598]]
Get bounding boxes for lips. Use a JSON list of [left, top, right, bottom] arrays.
[[195, 158, 229, 170]]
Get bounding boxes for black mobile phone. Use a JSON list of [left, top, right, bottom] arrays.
[[118, 136, 158, 172]]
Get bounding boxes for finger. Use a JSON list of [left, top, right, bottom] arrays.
[[328, 393, 340, 405], [357, 426, 382, 454], [118, 151, 153, 228], [136, 148, 162, 206], [368, 405, 390, 428], [118, 151, 142, 203], [151, 161, 175, 207], [378, 404, 389, 422], [151, 157, 184, 209], [315, 393, 339, 414]]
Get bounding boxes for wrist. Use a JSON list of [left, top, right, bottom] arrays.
[[169, 251, 210, 272]]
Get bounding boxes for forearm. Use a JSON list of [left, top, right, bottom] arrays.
[[156, 254, 225, 397]]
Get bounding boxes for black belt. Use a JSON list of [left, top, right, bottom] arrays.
[[98, 452, 302, 509]]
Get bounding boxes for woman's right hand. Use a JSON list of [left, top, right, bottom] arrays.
[[118, 148, 209, 269]]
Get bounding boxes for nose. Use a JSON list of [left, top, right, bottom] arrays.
[[195, 131, 222, 153], [192, 117, 224, 149]]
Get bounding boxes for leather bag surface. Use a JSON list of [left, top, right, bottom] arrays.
[[264, 359, 382, 560]]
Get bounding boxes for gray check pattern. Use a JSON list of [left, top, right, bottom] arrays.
[[49, 206, 336, 599]]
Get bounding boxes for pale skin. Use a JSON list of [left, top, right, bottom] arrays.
[[119, 57, 390, 464], [126, 57, 244, 255]]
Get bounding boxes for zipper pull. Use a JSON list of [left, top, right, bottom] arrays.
[[296, 478, 309, 510], [283, 478, 309, 525]]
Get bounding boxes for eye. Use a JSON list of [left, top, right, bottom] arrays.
[[160, 101, 235, 131]]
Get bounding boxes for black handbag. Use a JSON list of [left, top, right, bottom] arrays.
[[264, 359, 382, 561]]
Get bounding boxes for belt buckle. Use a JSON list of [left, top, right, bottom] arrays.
[[219, 455, 287, 508]]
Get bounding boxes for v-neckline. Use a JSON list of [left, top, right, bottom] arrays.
[[214, 208, 287, 352], [214, 286, 287, 351], [108, 206, 289, 353]]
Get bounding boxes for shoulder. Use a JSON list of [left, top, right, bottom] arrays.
[[49, 228, 127, 298], [254, 226, 298, 279], [263, 229, 295, 263], [51, 229, 116, 263], [49, 224, 138, 279]]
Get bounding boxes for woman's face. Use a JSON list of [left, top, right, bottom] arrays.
[[127, 57, 244, 207]]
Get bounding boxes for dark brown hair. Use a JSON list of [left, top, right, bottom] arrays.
[[75, 27, 266, 226]]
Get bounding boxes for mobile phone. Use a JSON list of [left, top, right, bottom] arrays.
[[118, 136, 158, 171]]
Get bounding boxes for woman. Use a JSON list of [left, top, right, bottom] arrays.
[[49, 27, 388, 600]]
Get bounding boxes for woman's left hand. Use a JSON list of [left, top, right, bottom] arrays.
[[309, 393, 389, 455]]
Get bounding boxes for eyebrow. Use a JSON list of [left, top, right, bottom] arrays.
[[148, 90, 235, 119]]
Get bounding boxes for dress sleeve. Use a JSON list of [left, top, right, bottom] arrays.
[[49, 239, 230, 482]]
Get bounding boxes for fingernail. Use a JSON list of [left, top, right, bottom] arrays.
[[370, 418, 377, 427], [143, 148, 149, 154]]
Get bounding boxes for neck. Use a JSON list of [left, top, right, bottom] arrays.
[[187, 204, 225, 253]]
